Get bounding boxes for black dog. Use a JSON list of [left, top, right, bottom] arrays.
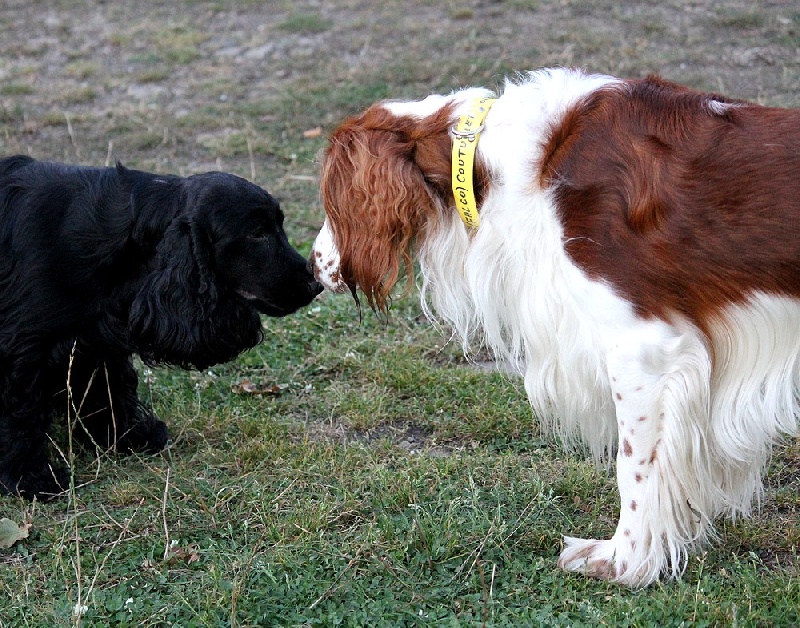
[[0, 155, 322, 500]]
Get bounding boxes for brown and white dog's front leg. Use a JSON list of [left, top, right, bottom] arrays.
[[559, 325, 715, 587]]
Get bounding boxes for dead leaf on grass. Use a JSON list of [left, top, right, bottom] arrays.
[[0, 518, 31, 549], [165, 544, 201, 566], [231, 378, 287, 396], [303, 126, 322, 138]]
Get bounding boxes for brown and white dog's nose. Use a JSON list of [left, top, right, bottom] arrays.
[[309, 219, 349, 294]]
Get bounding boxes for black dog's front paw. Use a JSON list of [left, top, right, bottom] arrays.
[[0, 463, 70, 501], [115, 415, 169, 454]]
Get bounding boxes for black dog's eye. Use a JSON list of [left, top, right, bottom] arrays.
[[248, 222, 272, 240]]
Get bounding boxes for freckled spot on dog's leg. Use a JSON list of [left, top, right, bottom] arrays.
[[635, 473, 643, 483], [616, 392, 623, 400], [630, 500, 638, 511], [622, 438, 633, 457]]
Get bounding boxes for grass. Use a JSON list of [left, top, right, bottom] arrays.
[[277, 13, 331, 35], [0, 295, 797, 626], [710, 9, 766, 29], [0, 0, 798, 625], [0, 83, 35, 97]]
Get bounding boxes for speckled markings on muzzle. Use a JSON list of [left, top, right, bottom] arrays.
[[310, 219, 349, 294]]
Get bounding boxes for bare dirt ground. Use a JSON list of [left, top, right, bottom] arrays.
[[2, 1, 797, 245], [2, 1, 798, 172]]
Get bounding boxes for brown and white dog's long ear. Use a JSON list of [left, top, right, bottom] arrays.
[[320, 109, 445, 313]]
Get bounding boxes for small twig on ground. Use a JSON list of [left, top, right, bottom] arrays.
[[243, 117, 258, 181], [161, 467, 171, 560], [63, 112, 82, 160]]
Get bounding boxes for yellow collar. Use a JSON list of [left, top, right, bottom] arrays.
[[451, 96, 496, 229]]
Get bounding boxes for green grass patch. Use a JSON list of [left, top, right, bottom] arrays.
[[0, 82, 34, 97], [277, 13, 331, 34], [1, 294, 797, 625], [711, 9, 766, 29], [64, 61, 100, 80], [136, 68, 172, 84], [59, 86, 98, 105]]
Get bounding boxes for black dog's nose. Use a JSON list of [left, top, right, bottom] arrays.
[[306, 259, 324, 295]]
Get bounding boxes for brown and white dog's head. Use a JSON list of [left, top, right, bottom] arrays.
[[311, 93, 492, 312]]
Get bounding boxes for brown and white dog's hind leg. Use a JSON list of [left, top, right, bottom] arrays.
[[559, 323, 716, 586]]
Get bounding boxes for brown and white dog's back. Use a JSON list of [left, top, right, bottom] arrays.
[[311, 68, 800, 586]]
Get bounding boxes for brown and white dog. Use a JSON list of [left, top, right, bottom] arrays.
[[310, 68, 800, 586]]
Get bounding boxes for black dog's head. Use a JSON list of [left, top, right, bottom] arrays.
[[187, 171, 322, 317], [129, 170, 322, 369]]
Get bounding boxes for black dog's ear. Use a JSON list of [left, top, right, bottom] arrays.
[[0, 154, 35, 179], [128, 215, 218, 368], [129, 206, 262, 370]]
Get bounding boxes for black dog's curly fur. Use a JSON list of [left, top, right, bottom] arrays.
[[0, 155, 322, 500]]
